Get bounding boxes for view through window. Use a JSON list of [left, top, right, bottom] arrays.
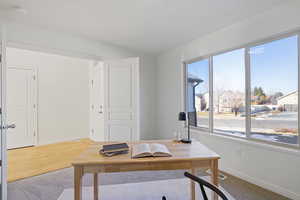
[[250, 36, 298, 144], [186, 34, 299, 146], [187, 59, 209, 129], [213, 49, 246, 136]]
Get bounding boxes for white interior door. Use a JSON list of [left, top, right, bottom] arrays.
[[7, 66, 36, 149], [90, 62, 105, 141], [104, 57, 139, 142]]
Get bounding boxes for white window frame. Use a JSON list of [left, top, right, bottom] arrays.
[[183, 31, 300, 149]]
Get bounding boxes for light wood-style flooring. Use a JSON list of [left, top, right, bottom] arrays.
[[8, 138, 94, 182]]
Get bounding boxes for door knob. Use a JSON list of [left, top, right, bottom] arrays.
[[99, 105, 103, 113], [2, 124, 16, 130]]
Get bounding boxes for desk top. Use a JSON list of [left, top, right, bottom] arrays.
[[72, 140, 220, 166]]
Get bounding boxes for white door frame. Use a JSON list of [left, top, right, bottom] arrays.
[[7, 65, 38, 147], [89, 61, 105, 141], [1, 24, 8, 200]]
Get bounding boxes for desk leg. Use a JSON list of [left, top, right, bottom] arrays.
[[74, 166, 83, 200], [94, 173, 99, 200], [211, 159, 219, 200], [190, 168, 196, 200]]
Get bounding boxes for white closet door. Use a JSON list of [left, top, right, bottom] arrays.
[[104, 57, 139, 142]]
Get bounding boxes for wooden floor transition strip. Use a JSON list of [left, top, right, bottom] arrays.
[[8, 138, 94, 182]]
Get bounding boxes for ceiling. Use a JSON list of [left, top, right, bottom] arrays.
[[0, 0, 288, 54]]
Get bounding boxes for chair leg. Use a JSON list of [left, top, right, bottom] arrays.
[[200, 184, 208, 200], [190, 168, 196, 200]]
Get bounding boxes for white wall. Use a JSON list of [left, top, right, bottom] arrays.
[[5, 22, 136, 60], [4, 22, 158, 141], [139, 55, 158, 140], [156, 1, 300, 200], [6, 47, 90, 145]]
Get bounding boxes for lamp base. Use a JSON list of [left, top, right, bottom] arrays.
[[180, 138, 192, 144]]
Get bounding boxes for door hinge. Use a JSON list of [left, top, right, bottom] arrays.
[[91, 129, 94, 134], [0, 54, 2, 63], [33, 75, 36, 80], [91, 105, 94, 110], [33, 104, 36, 109], [91, 80, 94, 87]]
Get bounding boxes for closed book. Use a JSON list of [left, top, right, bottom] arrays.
[[101, 143, 129, 153], [100, 149, 129, 157]]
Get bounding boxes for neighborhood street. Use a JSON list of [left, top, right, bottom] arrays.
[[198, 115, 298, 144]]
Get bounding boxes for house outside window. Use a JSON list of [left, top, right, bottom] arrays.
[[187, 59, 210, 129]]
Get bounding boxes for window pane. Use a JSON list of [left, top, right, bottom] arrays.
[[250, 35, 298, 145], [213, 48, 246, 137], [187, 59, 209, 129]]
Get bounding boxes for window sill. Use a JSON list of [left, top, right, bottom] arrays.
[[190, 127, 300, 157]]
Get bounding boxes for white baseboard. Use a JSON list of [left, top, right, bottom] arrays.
[[222, 167, 300, 200], [37, 136, 88, 146]]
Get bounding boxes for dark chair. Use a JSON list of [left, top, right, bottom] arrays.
[[162, 172, 229, 200]]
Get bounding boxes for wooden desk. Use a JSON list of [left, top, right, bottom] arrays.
[[72, 140, 220, 200]]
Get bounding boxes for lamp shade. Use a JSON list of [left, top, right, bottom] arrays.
[[178, 112, 186, 121]]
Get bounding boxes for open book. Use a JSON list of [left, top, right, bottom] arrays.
[[132, 143, 172, 158]]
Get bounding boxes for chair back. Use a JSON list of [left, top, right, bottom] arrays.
[[184, 172, 229, 200]]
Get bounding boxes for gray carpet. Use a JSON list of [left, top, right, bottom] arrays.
[[8, 168, 290, 200], [58, 178, 235, 200]]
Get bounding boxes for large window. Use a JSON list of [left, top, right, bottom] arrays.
[[186, 33, 299, 146], [213, 49, 246, 137]]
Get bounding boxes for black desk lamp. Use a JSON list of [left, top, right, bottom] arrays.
[[178, 112, 191, 143]]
